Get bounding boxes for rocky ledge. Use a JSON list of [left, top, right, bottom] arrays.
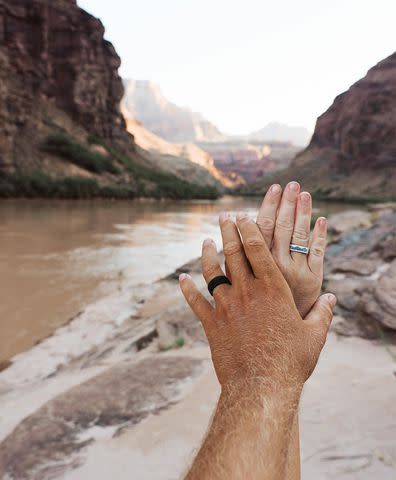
[[325, 206, 396, 338]]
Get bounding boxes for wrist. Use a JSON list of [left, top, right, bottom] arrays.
[[220, 376, 303, 406]]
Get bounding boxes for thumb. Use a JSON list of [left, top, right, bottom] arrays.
[[304, 293, 337, 336]]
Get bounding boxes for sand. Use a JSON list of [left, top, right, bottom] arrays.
[[63, 334, 396, 480]]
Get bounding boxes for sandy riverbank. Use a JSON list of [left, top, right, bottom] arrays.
[[64, 334, 396, 480]]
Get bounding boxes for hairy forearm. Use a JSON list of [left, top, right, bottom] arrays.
[[285, 413, 301, 480], [185, 380, 302, 480]]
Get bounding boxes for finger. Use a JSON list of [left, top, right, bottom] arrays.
[[291, 192, 312, 262], [308, 217, 327, 276], [304, 293, 337, 338], [273, 181, 300, 259], [179, 273, 214, 331], [225, 260, 231, 281], [236, 212, 274, 279], [219, 212, 252, 282], [256, 184, 282, 247], [201, 238, 230, 299]]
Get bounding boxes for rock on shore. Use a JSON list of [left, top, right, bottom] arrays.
[[0, 356, 202, 479], [325, 207, 396, 337]]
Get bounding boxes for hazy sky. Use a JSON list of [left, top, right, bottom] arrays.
[[78, 0, 395, 134]]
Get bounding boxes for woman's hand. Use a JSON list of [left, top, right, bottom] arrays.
[[179, 212, 336, 389], [256, 182, 327, 317]]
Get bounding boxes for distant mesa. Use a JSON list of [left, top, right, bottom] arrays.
[[246, 122, 312, 147], [247, 51, 396, 201], [122, 80, 306, 184], [122, 80, 226, 143]]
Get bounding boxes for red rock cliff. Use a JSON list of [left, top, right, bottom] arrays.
[[0, 0, 130, 171], [308, 52, 396, 173], [250, 52, 396, 200]]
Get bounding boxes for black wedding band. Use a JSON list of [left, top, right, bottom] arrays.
[[207, 275, 231, 296]]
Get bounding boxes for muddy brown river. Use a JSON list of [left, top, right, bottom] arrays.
[[0, 196, 348, 363]]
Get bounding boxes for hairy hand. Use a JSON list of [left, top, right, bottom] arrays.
[[179, 212, 336, 389]]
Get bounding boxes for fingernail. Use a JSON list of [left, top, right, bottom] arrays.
[[318, 217, 327, 227], [288, 181, 300, 192], [300, 192, 311, 204], [236, 211, 249, 220], [327, 293, 337, 308], [179, 273, 191, 282], [203, 238, 213, 247], [219, 211, 230, 223], [271, 184, 281, 194]]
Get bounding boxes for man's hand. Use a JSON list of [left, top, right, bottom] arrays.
[[180, 211, 336, 389], [179, 211, 336, 480]]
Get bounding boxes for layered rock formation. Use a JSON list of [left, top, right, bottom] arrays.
[[0, 0, 221, 198], [0, 356, 202, 479], [122, 79, 306, 184], [122, 110, 238, 189], [0, 0, 128, 170], [199, 140, 300, 184], [249, 52, 396, 200], [122, 79, 226, 143]]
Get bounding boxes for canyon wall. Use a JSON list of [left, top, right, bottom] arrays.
[[122, 80, 226, 143], [0, 0, 221, 198], [249, 52, 396, 200]]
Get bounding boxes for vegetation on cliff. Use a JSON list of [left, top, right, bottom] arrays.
[[0, 132, 220, 200]]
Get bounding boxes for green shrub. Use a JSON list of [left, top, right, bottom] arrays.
[[107, 147, 220, 200], [174, 336, 185, 348], [310, 213, 321, 230], [0, 171, 135, 199], [41, 133, 120, 175], [3, 134, 221, 200]]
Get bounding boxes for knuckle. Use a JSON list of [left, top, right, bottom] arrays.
[[188, 291, 202, 307], [245, 236, 266, 250], [224, 241, 243, 257], [311, 245, 325, 257], [292, 227, 310, 242], [276, 218, 294, 232], [285, 196, 297, 207], [257, 216, 275, 231], [203, 262, 220, 278]]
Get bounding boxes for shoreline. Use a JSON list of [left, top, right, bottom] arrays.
[[2, 192, 395, 205], [1, 202, 394, 387]]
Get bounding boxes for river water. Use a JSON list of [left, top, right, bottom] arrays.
[[0, 196, 347, 364]]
